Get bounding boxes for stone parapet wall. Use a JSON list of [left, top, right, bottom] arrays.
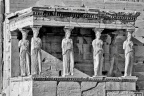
[[8, 0, 144, 13], [10, 77, 33, 96], [10, 76, 138, 96]]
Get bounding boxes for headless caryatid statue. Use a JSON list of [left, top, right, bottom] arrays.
[[62, 26, 74, 77], [123, 31, 134, 77], [18, 29, 30, 76], [31, 26, 42, 75], [108, 34, 119, 76], [92, 28, 104, 77]]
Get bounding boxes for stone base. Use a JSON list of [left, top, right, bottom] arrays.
[[10, 76, 138, 96]]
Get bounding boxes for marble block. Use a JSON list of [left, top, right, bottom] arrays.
[[33, 81, 57, 96], [57, 82, 81, 96], [82, 82, 105, 96]]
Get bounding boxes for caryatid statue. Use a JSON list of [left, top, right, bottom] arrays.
[[18, 29, 30, 76], [92, 28, 104, 77], [123, 29, 134, 77], [108, 33, 119, 77], [62, 26, 74, 77], [31, 26, 42, 75]]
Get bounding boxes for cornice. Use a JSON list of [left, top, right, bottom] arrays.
[[7, 7, 140, 23]]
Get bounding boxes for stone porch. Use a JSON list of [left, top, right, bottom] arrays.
[[2, 6, 142, 96]]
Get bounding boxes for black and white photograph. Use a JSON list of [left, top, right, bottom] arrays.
[[0, 0, 144, 96]]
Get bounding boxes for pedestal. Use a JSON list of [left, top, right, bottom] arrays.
[[10, 76, 138, 96]]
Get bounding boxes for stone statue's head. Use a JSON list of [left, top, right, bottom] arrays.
[[32, 28, 39, 38], [126, 28, 134, 41], [64, 26, 74, 38], [127, 32, 132, 41], [22, 32, 28, 39], [93, 28, 103, 39], [31, 26, 41, 38], [19, 29, 28, 39], [33, 31, 39, 38], [96, 31, 101, 39]]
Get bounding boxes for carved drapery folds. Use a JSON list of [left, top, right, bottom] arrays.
[[92, 28, 104, 77], [31, 25, 42, 75], [123, 28, 135, 77], [18, 29, 30, 76], [62, 26, 74, 77]]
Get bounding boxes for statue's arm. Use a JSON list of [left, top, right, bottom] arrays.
[[92, 40, 95, 56], [61, 39, 64, 49], [39, 38, 42, 48], [101, 40, 103, 46], [131, 41, 134, 48], [92, 40, 94, 50], [18, 40, 21, 48], [27, 40, 29, 50], [62, 39, 65, 55], [123, 41, 126, 50], [31, 38, 34, 53], [71, 39, 73, 49]]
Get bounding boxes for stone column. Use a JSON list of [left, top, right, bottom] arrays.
[[18, 29, 30, 76], [30, 25, 42, 75], [11, 31, 20, 77], [123, 28, 135, 77], [92, 28, 104, 76], [108, 32, 122, 77], [0, 0, 4, 93]]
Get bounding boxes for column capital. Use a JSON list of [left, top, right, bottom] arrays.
[[10, 31, 18, 37], [63, 26, 74, 32], [92, 28, 104, 33], [30, 25, 42, 33], [126, 28, 135, 34], [19, 28, 29, 34]]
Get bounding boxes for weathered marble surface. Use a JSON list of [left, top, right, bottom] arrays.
[[81, 82, 97, 91], [11, 36, 20, 77], [9, 77, 137, 96], [106, 82, 136, 91], [82, 82, 105, 96], [33, 81, 57, 96], [106, 91, 135, 96], [57, 82, 81, 96], [10, 79, 32, 96]]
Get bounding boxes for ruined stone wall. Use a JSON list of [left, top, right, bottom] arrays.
[[10, 78, 32, 96], [8, 0, 144, 12], [10, 77, 137, 96]]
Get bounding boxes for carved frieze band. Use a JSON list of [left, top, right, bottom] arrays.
[[32, 77, 137, 82]]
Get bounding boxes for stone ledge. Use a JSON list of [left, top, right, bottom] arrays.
[[10, 76, 33, 82], [9, 76, 138, 96], [33, 76, 138, 82], [10, 76, 138, 82]]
